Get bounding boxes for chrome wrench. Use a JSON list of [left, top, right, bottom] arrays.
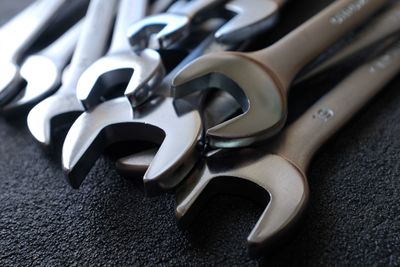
[[175, 40, 400, 256], [27, 0, 118, 146], [298, 1, 400, 83], [61, 0, 290, 193], [172, 0, 388, 148], [76, 0, 165, 110], [2, 21, 82, 115], [0, 0, 71, 105]]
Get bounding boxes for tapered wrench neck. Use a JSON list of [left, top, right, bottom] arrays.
[[37, 21, 82, 70], [57, 0, 118, 96], [274, 41, 400, 171], [251, 0, 388, 91], [168, 0, 226, 19], [0, 0, 67, 62], [109, 0, 148, 54]]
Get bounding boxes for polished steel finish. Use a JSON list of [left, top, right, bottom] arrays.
[[62, 96, 202, 194], [298, 2, 400, 82], [128, 0, 226, 50], [172, 0, 388, 148], [61, 34, 226, 194], [215, 0, 286, 43], [27, 0, 118, 146], [0, 0, 70, 105], [2, 21, 82, 114], [114, 0, 290, 176], [128, 0, 287, 51], [175, 41, 400, 256], [77, 0, 165, 109]]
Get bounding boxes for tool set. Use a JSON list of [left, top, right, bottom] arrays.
[[0, 0, 398, 256]]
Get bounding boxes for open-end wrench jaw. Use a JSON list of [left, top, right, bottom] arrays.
[[62, 96, 202, 195], [175, 150, 309, 256], [2, 56, 60, 114], [27, 92, 84, 146], [172, 52, 287, 148], [215, 0, 280, 43], [77, 49, 165, 109], [0, 62, 20, 105], [128, 13, 190, 51]]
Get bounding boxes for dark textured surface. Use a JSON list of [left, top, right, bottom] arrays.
[[0, 0, 399, 266]]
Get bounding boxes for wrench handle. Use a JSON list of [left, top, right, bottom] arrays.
[[39, 21, 83, 70], [299, 2, 400, 82], [59, 0, 118, 94], [275, 41, 400, 171], [168, 0, 225, 20], [109, 0, 148, 53], [254, 0, 388, 90], [150, 0, 175, 14], [0, 0, 67, 62]]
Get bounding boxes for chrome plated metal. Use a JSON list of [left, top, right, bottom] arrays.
[[77, 0, 165, 109], [27, 0, 118, 146], [175, 40, 400, 256], [172, 0, 387, 148], [61, 0, 289, 193], [0, 0, 70, 105], [128, 0, 287, 51], [2, 21, 82, 114]]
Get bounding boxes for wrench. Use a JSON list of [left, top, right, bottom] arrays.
[[175, 40, 400, 256], [2, 21, 82, 115], [27, 0, 118, 146], [116, 1, 400, 177], [76, 0, 165, 110], [122, 0, 288, 106], [61, 0, 289, 193], [0, 0, 72, 106], [172, 0, 388, 148], [128, 0, 286, 51], [298, 1, 400, 83], [149, 0, 176, 14], [61, 34, 217, 192]]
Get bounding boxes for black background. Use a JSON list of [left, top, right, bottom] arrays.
[[0, 0, 399, 266]]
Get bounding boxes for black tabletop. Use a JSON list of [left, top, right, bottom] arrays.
[[0, 0, 399, 266]]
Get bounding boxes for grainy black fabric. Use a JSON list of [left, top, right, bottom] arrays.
[[0, 0, 399, 266]]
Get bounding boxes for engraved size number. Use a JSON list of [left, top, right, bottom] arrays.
[[313, 108, 335, 122]]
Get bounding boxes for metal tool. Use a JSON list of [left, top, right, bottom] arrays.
[[27, 0, 118, 146], [116, 1, 400, 174], [175, 40, 400, 256], [77, 0, 165, 110], [2, 21, 82, 115], [61, 0, 289, 193], [61, 35, 215, 192], [172, 0, 388, 148], [0, 0, 72, 106], [128, 0, 286, 51], [128, 0, 226, 50], [298, 1, 400, 83], [149, 0, 176, 14]]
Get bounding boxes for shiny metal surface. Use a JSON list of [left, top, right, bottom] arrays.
[[0, 0, 69, 105], [128, 0, 226, 51], [172, 0, 388, 148], [2, 21, 82, 114], [215, 0, 286, 43], [27, 0, 117, 146], [128, 0, 286, 51], [175, 40, 400, 256], [77, 0, 165, 109], [114, 0, 289, 179], [61, 34, 224, 195], [62, 96, 202, 195], [297, 1, 400, 83], [117, 0, 290, 176]]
